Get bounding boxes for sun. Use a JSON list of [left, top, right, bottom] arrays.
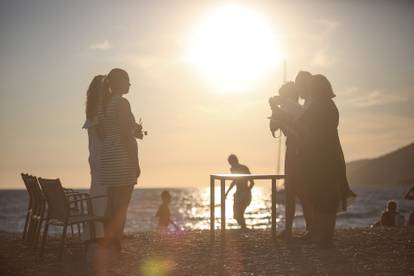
[[188, 5, 283, 93]]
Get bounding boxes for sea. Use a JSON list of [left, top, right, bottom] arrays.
[[0, 185, 412, 233]]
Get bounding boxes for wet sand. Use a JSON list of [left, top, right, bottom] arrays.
[[1, 228, 413, 275]]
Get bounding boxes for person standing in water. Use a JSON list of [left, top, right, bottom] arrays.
[[225, 154, 254, 230], [155, 190, 179, 231]]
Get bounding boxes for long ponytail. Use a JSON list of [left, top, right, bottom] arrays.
[[85, 75, 105, 120], [101, 76, 111, 113]]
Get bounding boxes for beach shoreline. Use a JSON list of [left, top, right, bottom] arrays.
[[1, 228, 413, 275]]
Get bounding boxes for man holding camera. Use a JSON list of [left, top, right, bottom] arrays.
[[268, 71, 314, 240]]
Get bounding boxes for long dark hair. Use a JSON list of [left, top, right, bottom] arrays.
[[310, 74, 336, 99], [101, 68, 129, 110], [86, 75, 105, 119]]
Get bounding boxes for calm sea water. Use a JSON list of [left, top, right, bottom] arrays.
[[0, 186, 412, 233]]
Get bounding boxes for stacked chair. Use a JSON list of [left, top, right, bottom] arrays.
[[21, 173, 106, 260]]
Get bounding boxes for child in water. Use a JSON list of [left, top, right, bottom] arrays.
[[373, 200, 405, 227], [155, 190, 179, 231]]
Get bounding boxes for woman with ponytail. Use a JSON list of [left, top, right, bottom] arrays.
[[83, 75, 107, 241], [100, 68, 141, 253]]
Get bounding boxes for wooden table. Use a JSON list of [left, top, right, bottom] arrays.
[[210, 174, 284, 242]]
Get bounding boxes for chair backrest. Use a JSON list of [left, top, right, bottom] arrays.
[[30, 176, 46, 211], [21, 173, 36, 208], [38, 178, 68, 220]]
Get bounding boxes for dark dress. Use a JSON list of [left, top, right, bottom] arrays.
[[298, 97, 355, 213]]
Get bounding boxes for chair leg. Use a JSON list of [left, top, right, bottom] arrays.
[[22, 211, 30, 241], [33, 219, 43, 249], [27, 214, 36, 243], [89, 220, 96, 241], [40, 221, 49, 258], [70, 225, 74, 237], [34, 208, 46, 249], [77, 223, 81, 238], [59, 223, 68, 260], [29, 217, 38, 246]]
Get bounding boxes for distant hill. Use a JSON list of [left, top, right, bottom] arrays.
[[346, 142, 414, 186]]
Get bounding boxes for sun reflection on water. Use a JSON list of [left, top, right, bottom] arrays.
[[177, 185, 285, 230]]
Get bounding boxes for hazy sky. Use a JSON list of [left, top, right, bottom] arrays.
[[1, 0, 413, 188]]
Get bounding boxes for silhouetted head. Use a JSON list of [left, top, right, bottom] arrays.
[[294, 71, 312, 99], [106, 68, 130, 95], [279, 81, 299, 101], [309, 74, 336, 99], [86, 75, 105, 119], [387, 200, 397, 212], [228, 154, 239, 166], [161, 190, 171, 204]]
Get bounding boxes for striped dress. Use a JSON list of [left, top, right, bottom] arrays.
[[100, 95, 138, 187]]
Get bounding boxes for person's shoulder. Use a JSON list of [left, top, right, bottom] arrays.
[[239, 164, 250, 173], [118, 96, 130, 105], [117, 96, 131, 110], [240, 164, 249, 170]]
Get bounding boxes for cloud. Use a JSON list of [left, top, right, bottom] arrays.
[[311, 49, 337, 68], [309, 19, 340, 68], [342, 88, 408, 107], [89, 40, 112, 50], [337, 86, 358, 96]]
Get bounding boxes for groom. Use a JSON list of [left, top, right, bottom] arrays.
[[268, 71, 314, 240]]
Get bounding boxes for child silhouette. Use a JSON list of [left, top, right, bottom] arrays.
[[155, 190, 179, 231]]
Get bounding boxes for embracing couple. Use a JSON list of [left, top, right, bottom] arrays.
[[269, 71, 356, 248], [82, 68, 143, 274]]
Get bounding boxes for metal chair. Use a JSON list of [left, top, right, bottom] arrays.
[[21, 173, 37, 242], [38, 177, 106, 260], [27, 175, 48, 248]]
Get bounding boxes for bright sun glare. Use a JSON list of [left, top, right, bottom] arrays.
[[188, 5, 283, 93]]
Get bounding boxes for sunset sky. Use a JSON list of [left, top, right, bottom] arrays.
[[1, 0, 413, 188]]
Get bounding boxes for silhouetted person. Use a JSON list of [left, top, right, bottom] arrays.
[[100, 68, 142, 253], [83, 75, 109, 275], [225, 154, 254, 230], [156, 190, 179, 230], [83, 75, 107, 241], [297, 74, 356, 248], [269, 81, 314, 240], [380, 201, 404, 226]]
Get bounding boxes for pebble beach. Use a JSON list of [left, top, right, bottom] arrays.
[[1, 227, 414, 275]]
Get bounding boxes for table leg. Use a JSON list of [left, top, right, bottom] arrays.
[[271, 178, 277, 240], [210, 176, 215, 243], [221, 179, 226, 238]]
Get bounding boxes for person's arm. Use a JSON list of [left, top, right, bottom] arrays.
[[246, 167, 254, 189], [118, 97, 137, 141], [269, 106, 302, 138], [118, 97, 141, 177], [225, 181, 236, 198]]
